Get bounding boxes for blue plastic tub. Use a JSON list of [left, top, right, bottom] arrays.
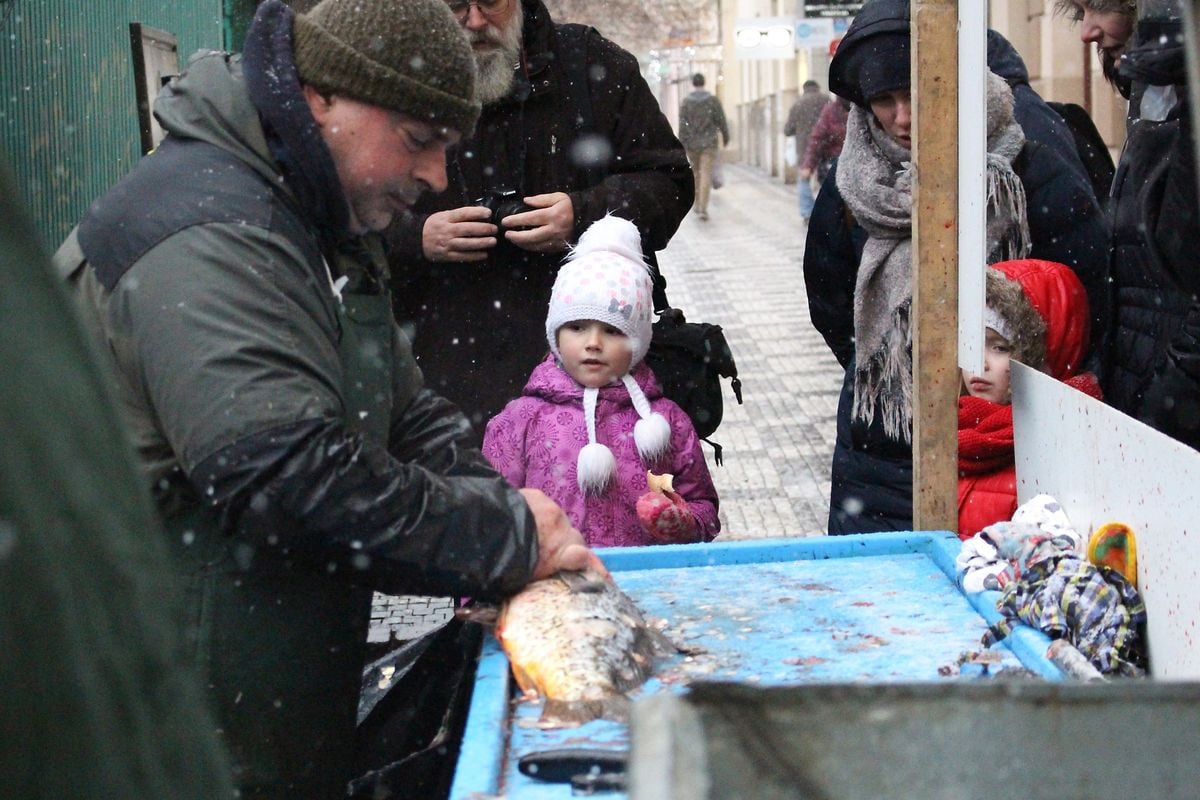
[[450, 532, 1061, 800]]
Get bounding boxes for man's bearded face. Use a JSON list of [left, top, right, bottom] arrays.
[[469, 3, 524, 104]]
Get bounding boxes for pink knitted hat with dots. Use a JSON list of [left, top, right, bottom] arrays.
[[545, 214, 654, 367]]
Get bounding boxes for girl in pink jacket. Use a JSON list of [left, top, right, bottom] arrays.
[[482, 215, 720, 548]]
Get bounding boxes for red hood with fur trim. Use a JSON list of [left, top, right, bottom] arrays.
[[991, 259, 1091, 380]]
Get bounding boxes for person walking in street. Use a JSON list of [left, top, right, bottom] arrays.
[[803, 0, 1109, 535], [958, 260, 1102, 540], [784, 79, 831, 222], [1055, 0, 1200, 450], [484, 215, 720, 548], [799, 97, 850, 199], [678, 72, 730, 222], [55, 0, 603, 796], [385, 0, 694, 439]]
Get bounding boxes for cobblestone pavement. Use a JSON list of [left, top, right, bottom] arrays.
[[370, 164, 844, 643]]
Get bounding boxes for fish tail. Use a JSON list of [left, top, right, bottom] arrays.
[[539, 695, 631, 729]]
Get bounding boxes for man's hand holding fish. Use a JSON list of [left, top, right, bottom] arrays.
[[520, 488, 611, 580]]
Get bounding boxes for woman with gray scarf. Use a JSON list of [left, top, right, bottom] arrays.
[[804, 0, 1109, 535]]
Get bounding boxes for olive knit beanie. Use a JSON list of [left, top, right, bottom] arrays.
[[293, 0, 481, 135]]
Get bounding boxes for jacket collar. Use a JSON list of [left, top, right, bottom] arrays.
[[487, 0, 558, 109], [242, 0, 355, 258], [523, 354, 663, 405]]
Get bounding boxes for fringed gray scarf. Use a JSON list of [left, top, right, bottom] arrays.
[[836, 71, 1030, 443]]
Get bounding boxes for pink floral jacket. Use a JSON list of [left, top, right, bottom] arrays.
[[482, 355, 720, 548]]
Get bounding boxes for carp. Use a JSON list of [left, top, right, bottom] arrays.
[[463, 570, 676, 729]]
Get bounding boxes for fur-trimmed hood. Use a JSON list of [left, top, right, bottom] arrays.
[[990, 259, 1092, 381], [985, 267, 1047, 369]]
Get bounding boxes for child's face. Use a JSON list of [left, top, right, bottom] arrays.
[[962, 328, 1013, 404], [557, 320, 633, 389]]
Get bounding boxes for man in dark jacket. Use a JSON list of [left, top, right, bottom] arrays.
[[803, 0, 1111, 535], [55, 1, 601, 797], [386, 0, 694, 436]]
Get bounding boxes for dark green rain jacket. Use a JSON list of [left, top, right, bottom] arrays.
[[54, 23, 537, 798], [1, 152, 234, 798]]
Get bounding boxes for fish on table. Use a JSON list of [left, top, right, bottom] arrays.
[[459, 569, 677, 729]]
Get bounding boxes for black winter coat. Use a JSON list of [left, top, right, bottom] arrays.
[[1103, 21, 1200, 449], [805, 30, 1110, 535], [387, 0, 693, 436]]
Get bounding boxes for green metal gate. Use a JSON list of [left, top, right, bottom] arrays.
[[0, 1, 229, 249]]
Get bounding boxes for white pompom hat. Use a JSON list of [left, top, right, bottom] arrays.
[[546, 214, 672, 494]]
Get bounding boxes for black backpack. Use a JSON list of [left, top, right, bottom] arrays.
[[643, 305, 743, 463]]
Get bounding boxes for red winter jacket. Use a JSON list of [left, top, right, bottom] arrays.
[[957, 259, 1102, 540]]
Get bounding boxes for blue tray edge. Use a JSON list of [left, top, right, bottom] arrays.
[[448, 638, 510, 799]]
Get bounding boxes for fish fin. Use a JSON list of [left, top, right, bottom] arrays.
[[510, 663, 539, 696], [645, 625, 681, 656], [612, 640, 660, 693], [556, 570, 607, 594], [454, 602, 500, 626], [539, 695, 630, 729]]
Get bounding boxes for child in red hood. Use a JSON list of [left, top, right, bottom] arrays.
[[958, 259, 1102, 540]]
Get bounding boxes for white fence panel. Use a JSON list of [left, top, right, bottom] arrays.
[[1012, 363, 1200, 679]]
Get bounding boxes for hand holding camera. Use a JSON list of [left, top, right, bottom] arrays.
[[420, 205, 497, 263], [500, 191, 574, 255], [421, 190, 575, 262]]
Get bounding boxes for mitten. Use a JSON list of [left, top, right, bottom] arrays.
[[636, 472, 698, 543], [1088, 522, 1138, 587]]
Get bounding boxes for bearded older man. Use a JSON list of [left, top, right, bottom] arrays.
[[386, 0, 694, 438]]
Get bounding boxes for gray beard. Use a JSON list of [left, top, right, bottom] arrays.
[[471, 5, 523, 105], [475, 50, 518, 104]]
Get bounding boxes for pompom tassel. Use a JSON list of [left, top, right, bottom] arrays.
[[568, 213, 645, 264], [577, 441, 617, 494], [634, 412, 672, 462]]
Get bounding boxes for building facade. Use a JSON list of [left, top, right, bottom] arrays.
[[716, 0, 1128, 186]]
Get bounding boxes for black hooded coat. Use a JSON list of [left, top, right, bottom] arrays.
[[1102, 17, 1200, 450], [803, 1, 1111, 534], [385, 0, 693, 436]]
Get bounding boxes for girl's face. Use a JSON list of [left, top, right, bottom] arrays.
[[557, 320, 633, 389], [868, 89, 912, 149], [962, 328, 1014, 404]]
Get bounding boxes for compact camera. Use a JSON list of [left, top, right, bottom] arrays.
[[475, 188, 534, 228]]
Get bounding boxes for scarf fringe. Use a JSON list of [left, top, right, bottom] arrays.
[[986, 155, 1031, 262], [853, 304, 914, 444]]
